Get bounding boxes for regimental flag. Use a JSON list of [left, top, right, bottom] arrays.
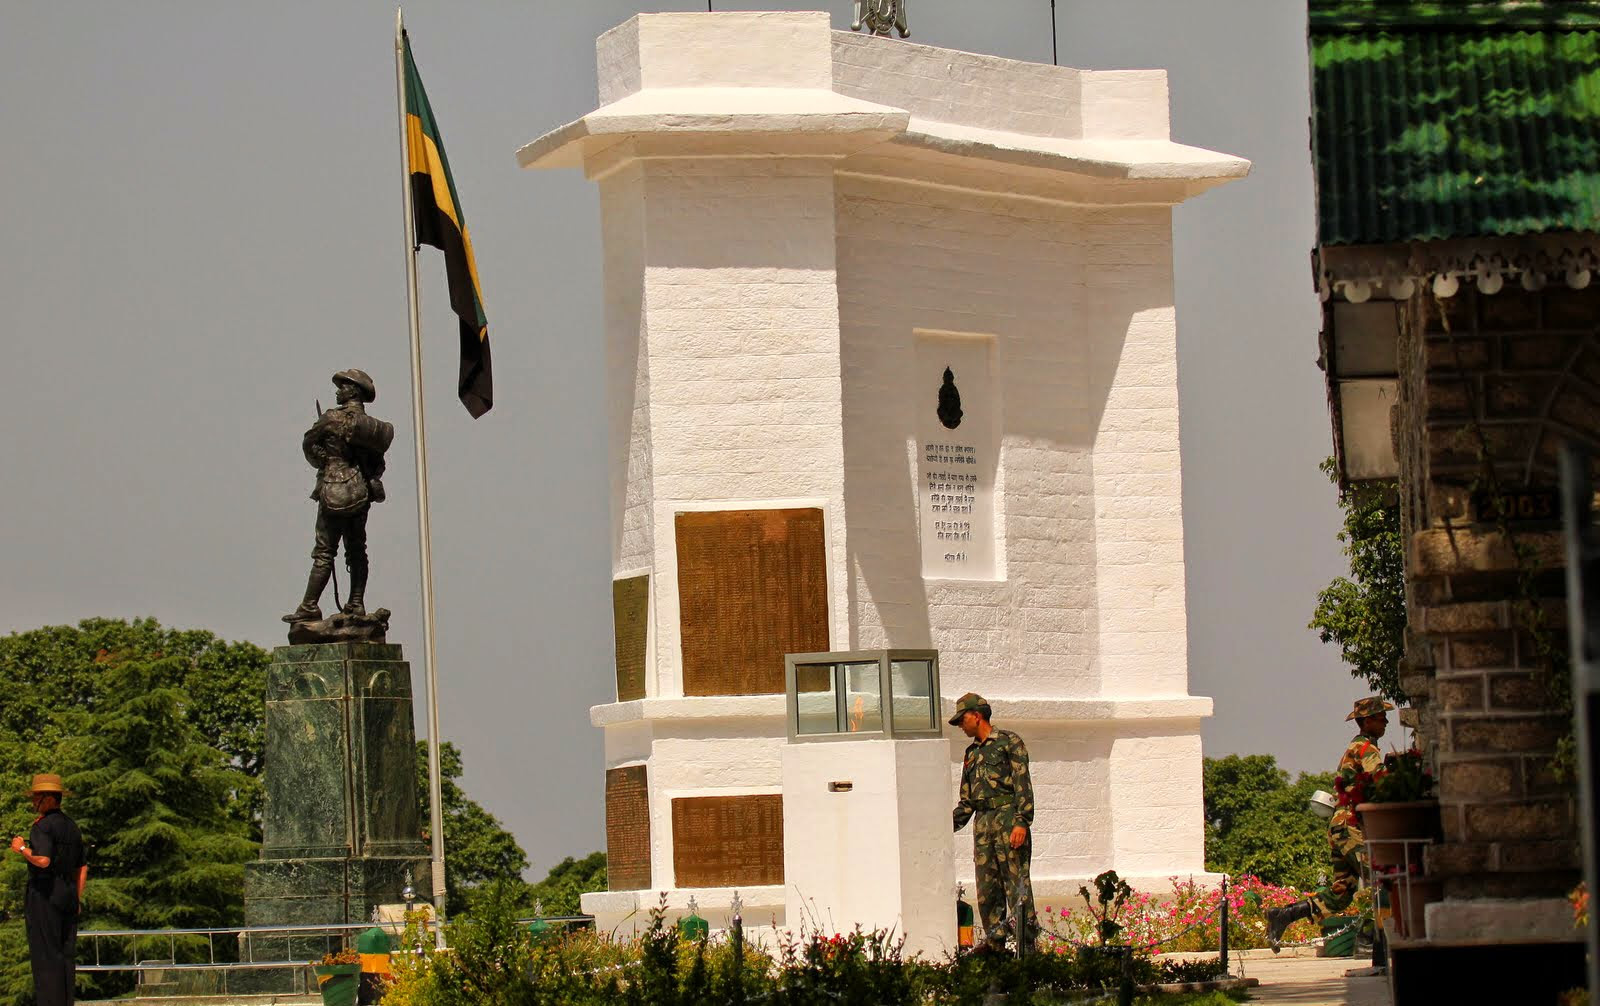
[[402, 32, 492, 418]]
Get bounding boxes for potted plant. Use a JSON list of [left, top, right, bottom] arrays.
[[311, 947, 361, 1006], [1351, 747, 1442, 938], [1353, 746, 1439, 869]]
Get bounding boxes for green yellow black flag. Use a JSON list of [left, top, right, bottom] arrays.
[[402, 31, 492, 418]]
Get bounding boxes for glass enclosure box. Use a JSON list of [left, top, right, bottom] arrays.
[[784, 650, 942, 741]]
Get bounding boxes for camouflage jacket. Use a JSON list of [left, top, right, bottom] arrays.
[[1330, 731, 1384, 832], [953, 728, 1034, 831]]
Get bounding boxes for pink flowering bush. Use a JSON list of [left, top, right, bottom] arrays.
[[1040, 875, 1353, 953]]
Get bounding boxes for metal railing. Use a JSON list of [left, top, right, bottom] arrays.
[[77, 915, 595, 995]]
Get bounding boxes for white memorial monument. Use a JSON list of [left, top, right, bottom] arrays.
[[519, 11, 1249, 945]]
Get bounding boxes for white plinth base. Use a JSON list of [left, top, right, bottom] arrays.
[[581, 885, 786, 937], [781, 738, 956, 958]]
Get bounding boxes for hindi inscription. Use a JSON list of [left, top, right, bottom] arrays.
[[612, 575, 649, 702], [605, 766, 652, 891], [916, 333, 997, 579], [671, 794, 784, 888], [676, 509, 829, 695]]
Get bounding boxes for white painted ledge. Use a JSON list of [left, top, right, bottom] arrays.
[[581, 885, 785, 931], [896, 119, 1250, 184], [591, 693, 1212, 728], [516, 89, 908, 170]]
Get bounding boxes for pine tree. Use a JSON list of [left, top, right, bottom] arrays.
[[57, 653, 258, 930]]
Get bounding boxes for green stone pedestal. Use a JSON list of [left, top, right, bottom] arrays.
[[242, 642, 430, 980]]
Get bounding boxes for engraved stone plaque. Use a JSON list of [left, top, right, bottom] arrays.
[[916, 332, 998, 580], [612, 575, 649, 702], [676, 509, 829, 696], [671, 794, 784, 888], [605, 766, 652, 891]]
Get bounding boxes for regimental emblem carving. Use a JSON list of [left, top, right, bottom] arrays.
[[938, 366, 963, 430], [852, 0, 908, 38]]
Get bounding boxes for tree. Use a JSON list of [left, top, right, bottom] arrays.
[[1203, 754, 1335, 893], [415, 741, 532, 915], [0, 618, 269, 839], [1309, 458, 1408, 702], [526, 852, 607, 918], [0, 645, 259, 1004], [57, 653, 259, 928]]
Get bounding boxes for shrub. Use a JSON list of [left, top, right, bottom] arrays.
[[1041, 875, 1331, 954]]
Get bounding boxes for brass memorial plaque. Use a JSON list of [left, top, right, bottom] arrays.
[[671, 794, 784, 888], [612, 575, 649, 702], [605, 766, 651, 891], [675, 509, 829, 695]]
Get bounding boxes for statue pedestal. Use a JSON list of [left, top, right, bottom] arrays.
[[243, 642, 429, 948]]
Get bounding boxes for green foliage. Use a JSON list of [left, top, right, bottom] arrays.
[[1154, 958, 1231, 984], [526, 852, 606, 918], [1135, 994, 1248, 1006], [58, 653, 259, 930], [0, 619, 269, 1005], [385, 894, 1229, 1006], [415, 741, 532, 915], [1078, 870, 1134, 945], [1204, 754, 1336, 892], [1044, 874, 1329, 953], [0, 618, 269, 832], [1309, 458, 1408, 703], [1368, 748, 1434, 803]]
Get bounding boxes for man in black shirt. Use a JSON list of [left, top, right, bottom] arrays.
[[10, 774, 86, 1006]]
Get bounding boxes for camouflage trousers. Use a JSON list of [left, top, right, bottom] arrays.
[[973, 812, 1038, 950], [1308, 819, 1365, 919]]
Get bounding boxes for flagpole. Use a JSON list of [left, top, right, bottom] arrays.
[[394, 5, 449, 949]]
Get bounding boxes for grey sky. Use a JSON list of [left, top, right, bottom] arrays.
[[0, 1, 1374, 877]]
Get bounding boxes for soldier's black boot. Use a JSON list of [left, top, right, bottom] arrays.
[[341, 563, 368, 617], [283, 567, 330, 623], [1265, 899, 1317, 952]]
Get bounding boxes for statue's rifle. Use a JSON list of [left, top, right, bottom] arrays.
[[315, 399, 343, 614]]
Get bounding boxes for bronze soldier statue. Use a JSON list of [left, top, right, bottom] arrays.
[[284, 369, 395, 627]]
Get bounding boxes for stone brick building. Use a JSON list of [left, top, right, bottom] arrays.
[[1310, 0, 1593, 956]]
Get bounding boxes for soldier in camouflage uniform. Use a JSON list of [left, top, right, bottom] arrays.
[[1265, 695, 1392, 950], [950, 692, 1038, 953]]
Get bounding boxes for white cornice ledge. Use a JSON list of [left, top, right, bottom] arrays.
[[517, 88, 909, 170], [895, 119, 1251, 185], [590, 693, 1212, 728]]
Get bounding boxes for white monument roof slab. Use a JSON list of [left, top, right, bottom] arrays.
[[518, 12, 1249, 200]]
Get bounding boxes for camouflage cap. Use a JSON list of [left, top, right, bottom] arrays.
[[1346, 696, 1395, 721], [948, 692, 989, 726], [332, 369, 377, 403]]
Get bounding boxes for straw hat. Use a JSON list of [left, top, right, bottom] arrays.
[[26, 774, 68, 797]]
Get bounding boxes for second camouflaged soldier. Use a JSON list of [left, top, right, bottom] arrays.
[[951, 692, 1039, 953], [1265, 695, 1392, 948]]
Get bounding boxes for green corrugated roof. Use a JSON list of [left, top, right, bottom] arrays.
[[1311, 1, 1600, 245]]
